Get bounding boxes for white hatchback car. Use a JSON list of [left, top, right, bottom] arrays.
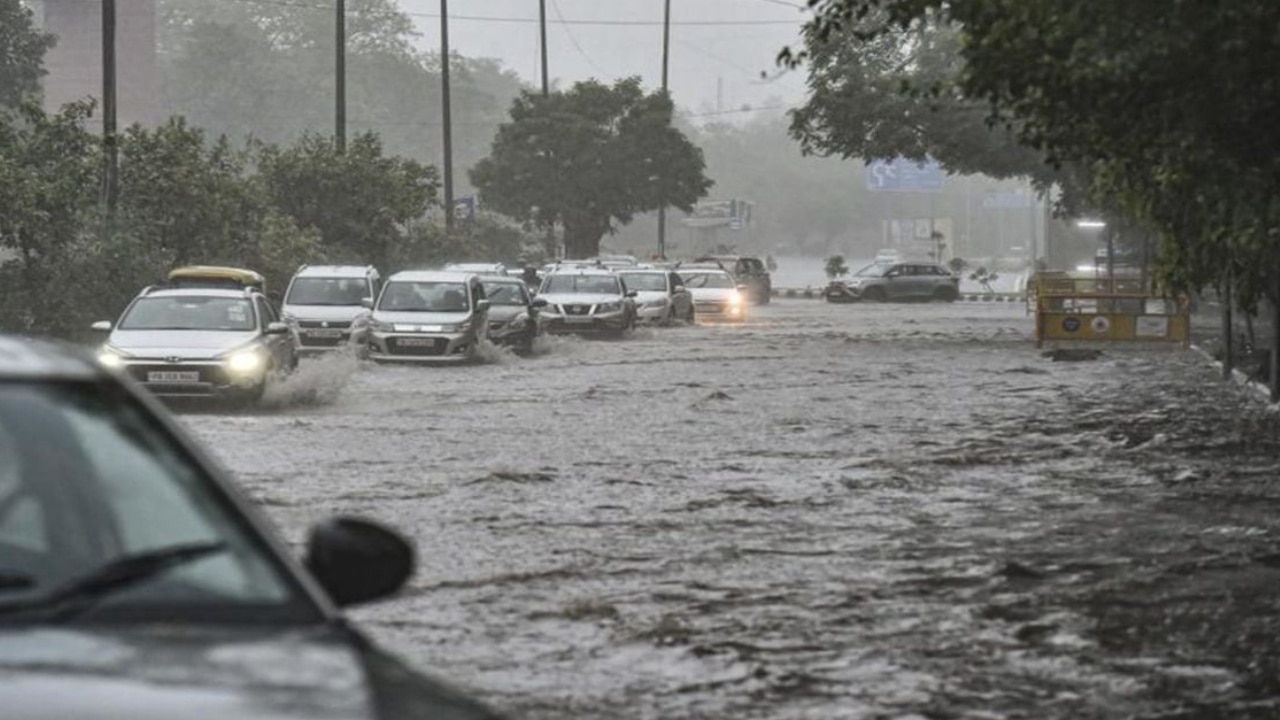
[[281, 265, 379, 355], [615, 269, 694, 325], [679, 269, 748, 323], [365, 271, 490, 362]]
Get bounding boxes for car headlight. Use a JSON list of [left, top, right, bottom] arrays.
[[372, 320, 395, 333], [443, 320, 472, 333], [97, 347, 126, 368], [595, 302, 622, 314], [225, 349, 265, 374], [729, 292, 744, 305]]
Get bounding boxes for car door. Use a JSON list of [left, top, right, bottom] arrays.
[[254, 297, 293, 370], [883, 264, 913, 299]]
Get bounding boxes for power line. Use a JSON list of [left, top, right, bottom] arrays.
[[753, 0, 808, 9], [549, 0, 606, 76]]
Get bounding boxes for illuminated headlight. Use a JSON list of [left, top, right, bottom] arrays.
[[595, 302, 622, 314], [729, 292, 745, 306], [225, 350, 265, 374], [97, 347, 126, 368]]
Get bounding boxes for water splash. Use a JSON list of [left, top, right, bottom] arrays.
[[261, 349, 361, 408]]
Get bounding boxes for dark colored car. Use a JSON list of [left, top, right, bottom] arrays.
[[693, 255, 772, 304], [0, 335, 504, 720]]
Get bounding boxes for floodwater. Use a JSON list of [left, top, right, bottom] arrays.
[[185, 299, 1280, 719]]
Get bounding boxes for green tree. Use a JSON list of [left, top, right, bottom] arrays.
[[0, 0, 55, 110], [257, 132, 438, 271], [471, 78, 712, 259], [824, 255, 849, 279]]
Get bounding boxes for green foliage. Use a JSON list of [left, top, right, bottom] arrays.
[[824, 255, 849, 279], [471, 78, 713, 258], [0, 0, 55, 110]]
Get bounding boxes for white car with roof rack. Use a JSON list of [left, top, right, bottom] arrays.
[[281, 264, 380, 355], [364, 271, 490, 362]]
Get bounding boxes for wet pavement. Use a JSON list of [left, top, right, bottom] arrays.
[[185, 300, 1280, 719]]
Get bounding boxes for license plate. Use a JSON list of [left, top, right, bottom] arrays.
[[147, 371, 200, 383], [397, 337, 437, 347], [563, 316, 593, 324], [307, 329, 343, 338]]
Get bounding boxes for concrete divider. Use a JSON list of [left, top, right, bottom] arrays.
[[771, 288, 1023, 303]]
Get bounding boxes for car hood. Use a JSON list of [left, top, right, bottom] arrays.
[[689, 288, 737, 301], [282, 305, 368, 323], [537, 293, 623, 307], [371, 310, 474, 327], [108, 331, 259, 360], [486, 306, 527, 323], [0, 626, 372, 720]]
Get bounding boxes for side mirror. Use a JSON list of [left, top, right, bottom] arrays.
[[673, 285, 685, 294], [265, 321, 290, 335], [625, 290, 638, 298], [361, 297, 374, 309], [531, 298, 549, 308], [476, 299, 491, 312], [91, 320, 113, 332], [304, 517, 414, 608]]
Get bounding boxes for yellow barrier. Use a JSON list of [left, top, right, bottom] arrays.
[[1035, 291, 1190, 348]]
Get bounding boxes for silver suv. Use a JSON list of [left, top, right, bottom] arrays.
[[93, 286, 296, 403], [827, 261, 960, 303], [536, 268, 637, 335], [365, 271, 490, 362], [282, 265, 380, 354]]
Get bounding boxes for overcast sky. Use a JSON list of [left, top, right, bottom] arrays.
[[397, 0, 811, 118]]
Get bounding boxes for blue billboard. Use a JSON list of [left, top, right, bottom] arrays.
[[865, 158, 945, 192]]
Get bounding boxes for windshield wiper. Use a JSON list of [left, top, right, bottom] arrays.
[[0, 541, 227, 622]]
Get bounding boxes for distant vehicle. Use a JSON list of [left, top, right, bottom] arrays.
[[92, 285, 296, 404], [0, 335, 505, 720], [825, 261, 959, 303], [479, 275, 547, 353], [591, 255, 639, 270], [365, 271, 490, 362], [167, 266, 268, 295], [282, 265, 380, 355], [537, 268, 637, 335], [615, 268, 694, 326], [680, 268, 748, 322], [693, 255, 771, 304], [445, 262, 508, 276]]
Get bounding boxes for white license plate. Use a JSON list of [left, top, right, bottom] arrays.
[[147, 371, 200, 383], [307, 329, 343, 338], [397, 337, 437, 347], [563, 316, 593, 324]]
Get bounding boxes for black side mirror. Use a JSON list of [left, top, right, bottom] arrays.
[[305, 517, 414, 608], [625, 290, 638, 298], [531, 298, 549, 308]]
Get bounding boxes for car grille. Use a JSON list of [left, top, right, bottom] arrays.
[[299, 335, 347, 348], [298, 320, 353, 329], [564, 304, 593, 316], [695, 301, 727, 314], [388, 337, 448, 357]]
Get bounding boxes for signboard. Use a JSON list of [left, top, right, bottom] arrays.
[[683, 199, 753, 229], [982, 190, 1033, 209], [866, 158, 945, 192], [453, 196, 476, 223]]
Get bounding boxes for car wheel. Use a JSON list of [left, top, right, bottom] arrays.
[[862, 287, 887, 302], [933, 286, 959, 303]]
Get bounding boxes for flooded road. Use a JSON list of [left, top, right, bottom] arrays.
[[185, 300, 1280, 719]]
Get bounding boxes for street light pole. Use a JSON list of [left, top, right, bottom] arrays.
[[102, 0, 118, 217], [440, 0, 455, 234], [539, 0, 549, 95], [336, 0, 346, 152], [656, 0, 672, 259]]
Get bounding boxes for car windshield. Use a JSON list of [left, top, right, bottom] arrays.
[[480, 281, 528, 306], [378, 281, 470, 312], [682, 272, 735, 289], [855, 263, 894, 278], [0, 381, 309, 623], [543, 275, 621, 295], [119, 297, 256, 331], [286, 277, 369, 306], [618, 274, 667, 292]]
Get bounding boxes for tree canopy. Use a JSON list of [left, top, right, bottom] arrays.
[[0, 0, 55, 110], [471, 78, 713, 259]]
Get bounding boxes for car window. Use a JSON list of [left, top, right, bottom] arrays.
[[120, 297, 257, 332], [286, 277, 369, 306], [683, 272, 735, 289], [255, 297, 277, 325], [481, 281, 528, 306], [378, 282, 470, 312], [0, 382, 308, 622], [618, 273, 668, 292]]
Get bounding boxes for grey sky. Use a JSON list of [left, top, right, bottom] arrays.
[[398, 0, 810, 118]]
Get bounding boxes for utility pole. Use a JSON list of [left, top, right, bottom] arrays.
[[656, 0, 672, 259], [101, 0, 119, 218], [440, 0, 455, 234], [539, 0, 549, 95], [336, 0, 346, 152]]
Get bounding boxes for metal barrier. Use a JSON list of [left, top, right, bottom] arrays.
[[1035, 290, 1191, 348]]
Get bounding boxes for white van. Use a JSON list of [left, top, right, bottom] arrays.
[[282, 265, 380, 354]]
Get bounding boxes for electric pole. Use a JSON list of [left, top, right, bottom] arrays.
[[539, 0, 549, 95], [440, 0, 455, 234], [102, 0, 119, 218], [336, 0, 346, 152], [656, 0, 672, 259]]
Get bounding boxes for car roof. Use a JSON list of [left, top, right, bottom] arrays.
[[295, 265, 376, 278], [387, 270, 475, 283], [478, 274, 522, 282], [616, 268, 666, 274], [545, 267, 618, 277], [0, 335, 101, 380]]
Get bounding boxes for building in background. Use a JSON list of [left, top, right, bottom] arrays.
[[31, 0, 157, 127]]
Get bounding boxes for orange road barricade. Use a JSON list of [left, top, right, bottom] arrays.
[[1034, 285, 1191, 348]]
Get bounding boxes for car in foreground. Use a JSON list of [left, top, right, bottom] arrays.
[[615, 269, 693, 325], [365, 271, 490, 362], [479, 275, 546, 353], [282, 265, 379, 355], [825, 261, 960, 303], [93, 285, 296, 404], [693, 255, 772, 304], [0, 335, 504, 720], [536, 269, 637, 335], [680, 268, 748, 322]]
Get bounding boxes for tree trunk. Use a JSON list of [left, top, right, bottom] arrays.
[[562, 218, 606, 259]]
